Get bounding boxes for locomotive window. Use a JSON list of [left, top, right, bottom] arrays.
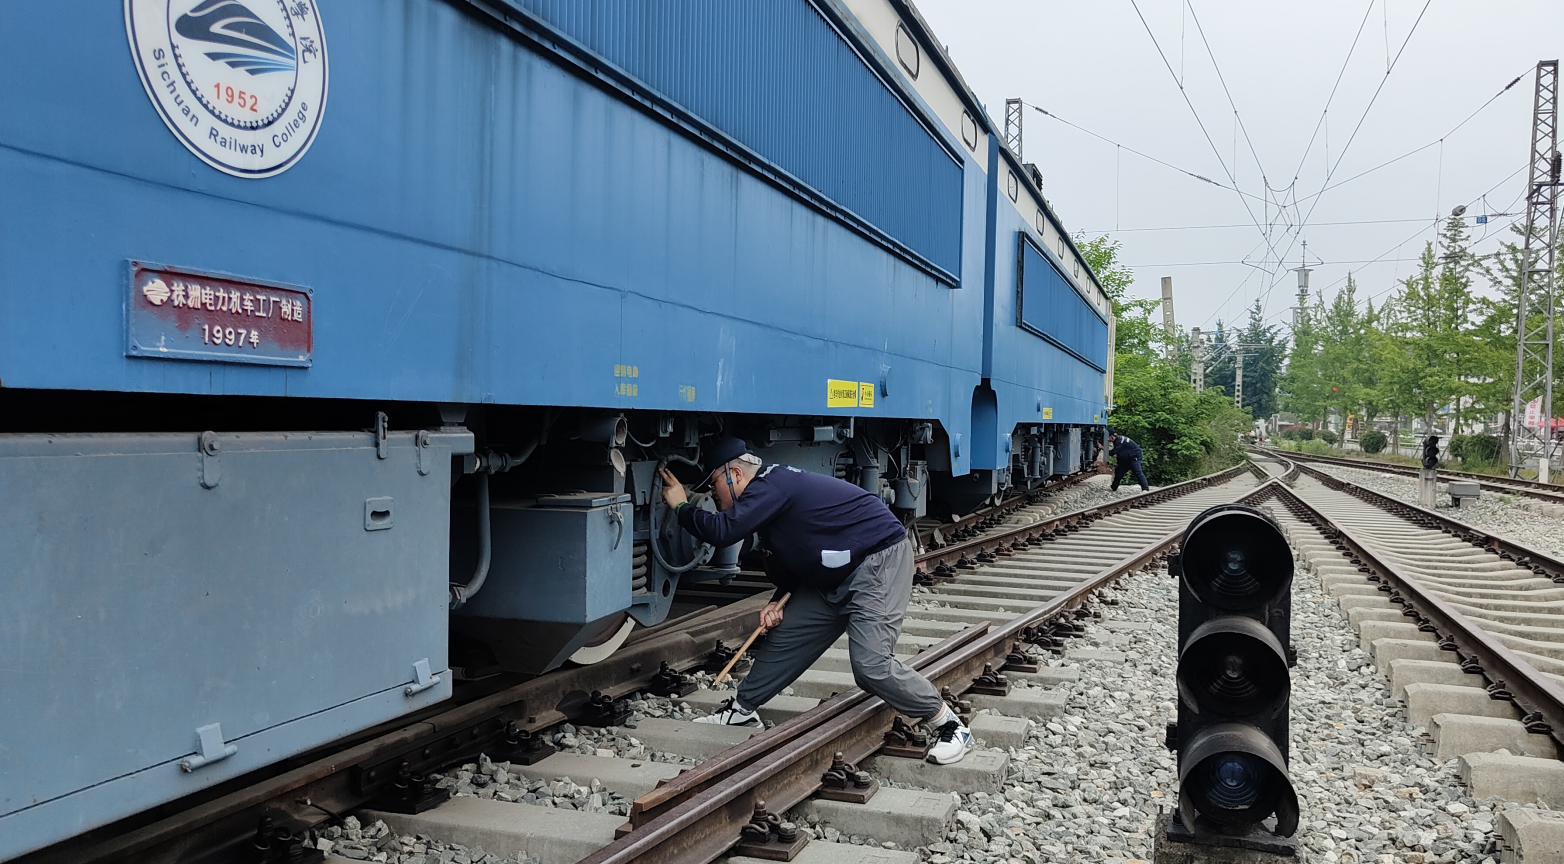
[[1007, 170, 1019, 201], [1017, 235, 1108, 371], [961, 111, 978, 151], [895, 24, 920, 79], [1035, 210, 1046, 234]]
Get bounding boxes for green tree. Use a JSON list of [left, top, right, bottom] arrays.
[[1078, 234, 1251, 481], [1078, 234, 1160, 361], [1279, 292, 1327, 427], [1206, 304, 1282, 420]]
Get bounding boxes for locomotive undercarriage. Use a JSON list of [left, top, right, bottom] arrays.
[[0, 390, 1099, 679]]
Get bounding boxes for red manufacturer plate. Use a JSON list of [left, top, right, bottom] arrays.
[[126, 262, 312, 367]]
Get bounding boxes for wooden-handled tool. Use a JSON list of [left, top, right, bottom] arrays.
[[714, 593, 790, 685]]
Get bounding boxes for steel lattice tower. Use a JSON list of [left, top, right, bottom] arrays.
[[1004, 98, 1023, 158], [1510, 60, 1561, 481]]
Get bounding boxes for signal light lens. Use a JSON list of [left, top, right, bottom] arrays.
[[1178, 619, 1289, 716], [1207, 753, 1263, 807], [1179, 723, 1300, 835], [1180, 509, 1292, 609]]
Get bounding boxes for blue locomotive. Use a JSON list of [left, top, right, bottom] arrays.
[[0, 1, 1110, 856]]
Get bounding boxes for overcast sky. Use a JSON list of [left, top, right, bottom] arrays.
[[915, 0, 1563, 334]]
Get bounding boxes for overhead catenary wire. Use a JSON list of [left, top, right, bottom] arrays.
[[1232, 0, 1436, 328], [1286, 0, 1379, 192], [1203, 61, 1523, 327], [1290, 68, 1527, 206], [1256, 164, 1530, 327], [1186, 1, 1271, 188], [1026, 103, 1268, 205], [1127, 0, 1290, 276], [1268, 0, 1436, 279]]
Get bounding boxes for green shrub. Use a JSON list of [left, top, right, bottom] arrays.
[[1448, 434, 1471, 462], [1450, 434, 1500, 467], [1360, 430, 1387, 454], [1300, 439, 1330, 455], [1318, 430, 1338, 446], [1298, 429, 1315, 441], [1280, 428, 1299, 441]]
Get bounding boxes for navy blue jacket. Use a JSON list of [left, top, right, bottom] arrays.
[[1109, 436, 1143, 460], [677, 464, 906, 600]]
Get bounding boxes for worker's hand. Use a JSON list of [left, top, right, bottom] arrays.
[[658, 467, 689, 509], [758, 601, 786, 632]]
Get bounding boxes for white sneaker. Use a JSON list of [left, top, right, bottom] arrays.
[[927, 719, 974, 764], [693, 699, 763, 728]]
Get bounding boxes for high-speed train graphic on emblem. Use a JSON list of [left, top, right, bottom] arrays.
[[125, 0, 328, 176]]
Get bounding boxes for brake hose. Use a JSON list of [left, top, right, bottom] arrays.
[[651, 456, 714, 574]]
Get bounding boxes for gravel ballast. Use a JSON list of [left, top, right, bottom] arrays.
[[913, 503, 1524, 864]]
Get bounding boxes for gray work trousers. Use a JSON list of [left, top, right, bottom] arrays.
[[736, 539, 944, 720]]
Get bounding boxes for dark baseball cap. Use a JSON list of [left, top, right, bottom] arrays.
[[692, 436, 755, 490]]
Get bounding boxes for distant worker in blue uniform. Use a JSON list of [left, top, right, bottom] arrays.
[[657, 436, 974, 765], [1100, 430, 1150, 492]]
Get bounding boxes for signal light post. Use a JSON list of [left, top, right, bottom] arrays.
[[1158, 504, 1298, 860], [1420, 435, 1440, 508]]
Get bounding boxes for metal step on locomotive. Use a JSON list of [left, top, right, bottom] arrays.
[[0, 1, 1116, 858]]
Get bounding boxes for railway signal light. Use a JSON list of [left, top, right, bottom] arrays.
[[1170, 504, 1298, 841], [1422, 435, 1441, 469]]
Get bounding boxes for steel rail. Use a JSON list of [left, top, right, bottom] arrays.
[[1263, 446, 1564, 504], [583, 465, 1269, 864], [625, 622, 991, 828], [1264, 477, 1564, 753], [29, 595, 772, 864], [628, 462, 1251, 832]]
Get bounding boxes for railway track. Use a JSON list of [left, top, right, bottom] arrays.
[[1246, 450, 1564, 858], [1261, 447, 1564, 507], [912, 469, 1101, 553]]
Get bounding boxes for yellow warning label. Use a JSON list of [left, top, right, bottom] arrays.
[[858, 382, 875, 408], [827, 379, 860, 408], [1041, 407, 1054, 419]]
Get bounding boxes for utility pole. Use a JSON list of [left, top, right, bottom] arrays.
[[1161, 276, 1177, 361], [1235, 349, 1244, 411], [1510, 60, 1561, 483], [1293, 241, 1312, 330], [1004, 98, 1023, 158], [1191, 327, 1205, 393]]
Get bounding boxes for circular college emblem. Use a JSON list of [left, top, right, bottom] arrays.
[[125, 0, 327, 178]]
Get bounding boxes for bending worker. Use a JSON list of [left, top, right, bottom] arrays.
[[1100, 430, 1150, 492], [656, 436, 973, 765]]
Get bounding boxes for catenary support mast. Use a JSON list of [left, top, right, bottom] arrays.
[[1510, 60, 1560, 482]]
